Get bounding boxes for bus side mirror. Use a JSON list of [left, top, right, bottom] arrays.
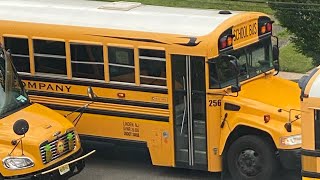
[[273, 45, 280, 72], [13, 119, 29, 136], [284, 122, 292, 132], [231, 85, 241, 93], [229, 59, 241, 93], [87, 87, 97, 100]]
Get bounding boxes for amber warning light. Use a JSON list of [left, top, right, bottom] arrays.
[[219, 34, 235, 50], [264, 114, 271, 123], [260, 21, 274, 35]]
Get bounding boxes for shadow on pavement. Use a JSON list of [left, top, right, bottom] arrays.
[[76, 141, 301, 180]]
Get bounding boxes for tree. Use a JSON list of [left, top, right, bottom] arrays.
[[269, 0, 320, 65]]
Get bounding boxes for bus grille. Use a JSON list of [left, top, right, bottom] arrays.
[[39, 131, 76, 164]]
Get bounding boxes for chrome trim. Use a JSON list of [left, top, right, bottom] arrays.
[[34, 73, 68, 78], [109, 81, 136, 85], [140, 75, 166, 80], [34, 53, 66, 59], [139, 84, 167, 89], [109, 63, 135, 68], [17, 72, 31, 76], [186, 55, 194, 166], [39, 131, 76, 164], [11, 54, 30, 58], [2, 156, 34, 170], [139, 56, 166, 62], [71, 77, 106, 83], [71, 61, 104, 65]]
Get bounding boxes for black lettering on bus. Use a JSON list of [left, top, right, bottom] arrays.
[[56, 85, 64, 92], [28, 82, 37, 89], [39, 83, 46, 90], [47, 84, 54, 91], [65, 86, 71, 92]]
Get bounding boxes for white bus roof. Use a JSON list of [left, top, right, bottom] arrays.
[[0, 0, 239, 36], [308, 73, 320, 98]]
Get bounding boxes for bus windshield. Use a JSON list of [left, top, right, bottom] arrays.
[[0, 49, 29, 117], [209, 38, 273, 89]]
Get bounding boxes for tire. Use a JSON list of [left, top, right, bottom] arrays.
[[227, 135, 279, 180]]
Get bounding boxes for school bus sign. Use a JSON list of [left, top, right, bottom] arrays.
[[232, 20, 258, 46]]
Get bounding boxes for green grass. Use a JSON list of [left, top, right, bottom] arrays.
[[95, 0, 273, 14], [280, 43, 313, 73]]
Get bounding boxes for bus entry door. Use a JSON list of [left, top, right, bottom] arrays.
[[171, 55, 207, 170]]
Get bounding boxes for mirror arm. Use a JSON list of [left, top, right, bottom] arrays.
[[9, 134, 25, 156], [64, 101, 94, 118]]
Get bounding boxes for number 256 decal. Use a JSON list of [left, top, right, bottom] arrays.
[[209, 100, 221, 107]]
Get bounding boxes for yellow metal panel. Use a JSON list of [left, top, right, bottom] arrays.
[[28, 37, 35, 75], [302, 155, 317, 173], [103, 45, 110, 82], [134, 47, 140, 85], [65, 41, 72, 79]]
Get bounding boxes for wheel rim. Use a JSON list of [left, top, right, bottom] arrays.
[[237, 149, 262, 177]]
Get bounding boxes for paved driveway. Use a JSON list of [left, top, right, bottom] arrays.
[[70, 141, 301, 180]]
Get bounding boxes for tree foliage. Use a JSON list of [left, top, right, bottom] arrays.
[[269, 0, 320, 65]]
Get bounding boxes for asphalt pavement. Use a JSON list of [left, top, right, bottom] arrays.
[[70, 141, 301, 180]]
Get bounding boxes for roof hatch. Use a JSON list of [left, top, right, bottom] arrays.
[[98, 1, 142, 11]]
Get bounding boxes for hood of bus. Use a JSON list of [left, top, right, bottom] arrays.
[[224, 75, 301, 136], [239, 75, 300, 110], [0, 103, 81, 176], [0, 103, 75, 152]]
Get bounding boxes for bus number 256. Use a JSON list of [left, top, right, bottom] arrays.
[[209, 100, 221, 107]]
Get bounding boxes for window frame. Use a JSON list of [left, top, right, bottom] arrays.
[[209, 37, 273, 89], [3, 36, 31, 74], [138, 48, 167, 88], [108, 45, 135, 84], [33, 38, 67, 76], [70, 42, 105, 81]]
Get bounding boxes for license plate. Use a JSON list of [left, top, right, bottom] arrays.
[[58, 164, 70, 175]]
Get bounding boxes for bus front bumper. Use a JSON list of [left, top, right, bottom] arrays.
[[4, 149, 95, 180], [278, 148, 301, 170]]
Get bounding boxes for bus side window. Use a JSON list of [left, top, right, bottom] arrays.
[[70, 44, 104, 80], [108, 47, 135, 83], [4, 37, 30, 73], [209, 62, 220, 89], [139, 49, 166, 87], [33, 39, 66, 75]]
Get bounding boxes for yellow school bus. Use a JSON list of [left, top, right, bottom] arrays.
[[0, 0, 302, 179], [0, 45, 95, 179], [299, 67, 320, 180]]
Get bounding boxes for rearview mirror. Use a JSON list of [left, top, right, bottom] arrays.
[[231, 85, 241, 93], [229, 59, 241, 93], [87, 87, 96, 100], [272, 45, 279, 61], [273, 45, 280, 72], [284, 122, 292, 132], [13, 119, 29, 136]]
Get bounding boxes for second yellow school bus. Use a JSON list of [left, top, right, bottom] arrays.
[[299, 67, 320, 180], [0, 0, 302, 179]]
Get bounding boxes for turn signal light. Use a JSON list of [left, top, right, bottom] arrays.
[[219, 35, 235, 50], [264, 115, 271, 123], [260, 21, 274, 35], [117, 93, 125, 98]]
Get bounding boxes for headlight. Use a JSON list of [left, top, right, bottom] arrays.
[[280, 134, 302, 146], [3, 156, 34, 170]]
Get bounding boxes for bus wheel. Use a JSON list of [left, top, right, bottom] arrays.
[[227, 135, 278, 180]]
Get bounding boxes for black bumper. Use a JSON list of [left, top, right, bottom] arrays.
[[4, 148, 85, 180], [278, 148, 301, 170]]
